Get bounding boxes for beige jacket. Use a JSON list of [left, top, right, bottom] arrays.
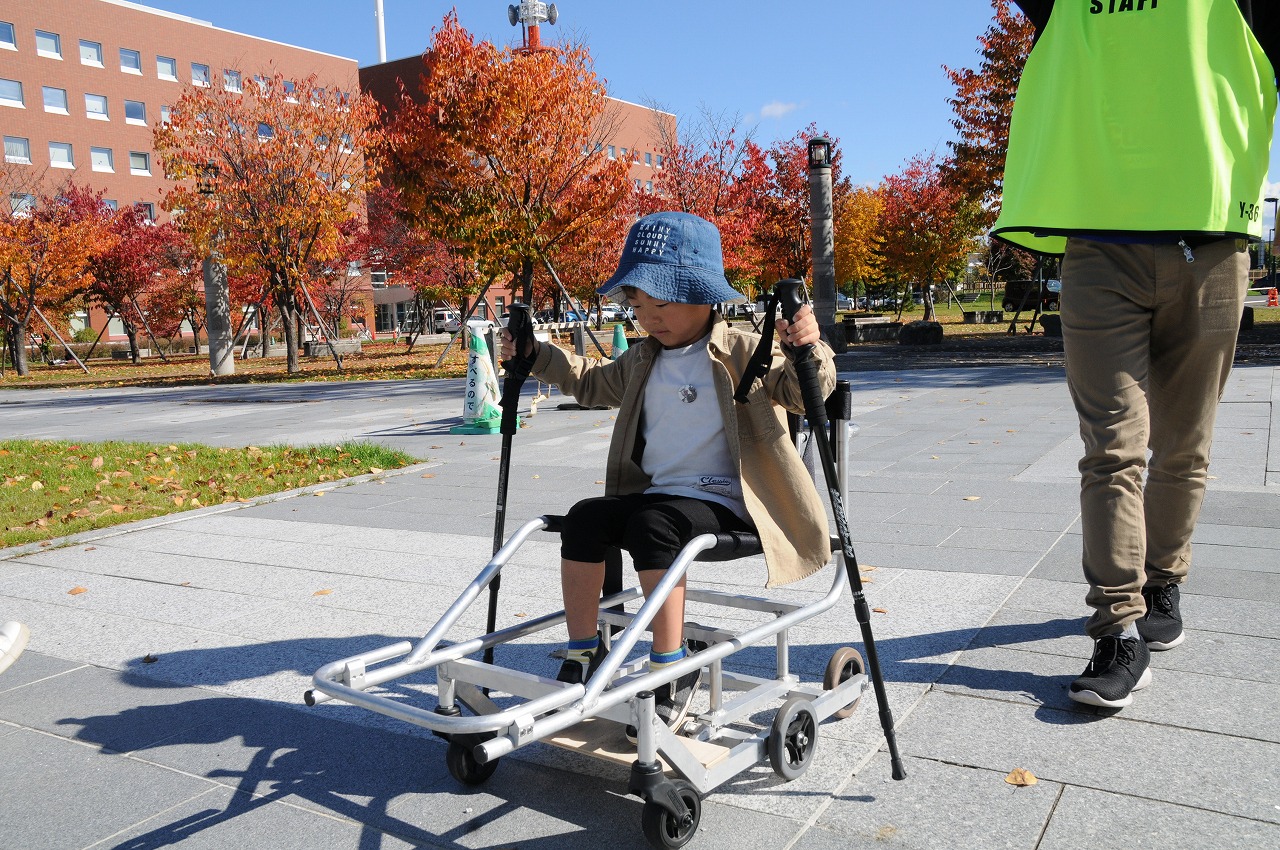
[[531, 315, 836, 588]]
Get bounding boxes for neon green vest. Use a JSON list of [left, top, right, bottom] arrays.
[[992, 0, 1276, 256]]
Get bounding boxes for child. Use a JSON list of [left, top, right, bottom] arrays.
[[502, 211, 835, 735]]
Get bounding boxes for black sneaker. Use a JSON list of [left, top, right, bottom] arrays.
[[626, 667, 702, 743], [1137, 583, 1185, 651], [1069, 634, 1152, 708], [556, 638, 609, 685]]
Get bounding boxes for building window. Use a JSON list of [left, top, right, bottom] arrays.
[[160, 104, 172, 125], [656, 155, 664, 169], [223, 69, 242, 92], [11, 193, 35, 216], [42, 86, 68, 113], [90, 146, 113, 172], [85, 93, 108, 120], [645, 180, 653, 192], [1, 21, 15, 50], [4, 136, 31, 164], [645, 152, 652, 166], [157, 55, 177, 81], [0, 78, 24, 107], [49, 141, 74, 169], [191, 63, 210, 87], [621, 148, 628, 158], [119, 47, 142, 74], [607, 145, 616, 159], [35, 30, 61, 59], [135, 202, 155, 221], [124, 100, 146, 125], [102, 198, 117, 210], [257, 123, 274, 141], [129, 151, 150, 175], [79, 39, 103, 65], [283, 80, 297, 101]]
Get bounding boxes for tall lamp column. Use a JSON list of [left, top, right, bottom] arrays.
[[199, 162, 235, 376], [808, 137, 844, 351]]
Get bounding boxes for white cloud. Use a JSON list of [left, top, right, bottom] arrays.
[[760, 100, 797, 120]]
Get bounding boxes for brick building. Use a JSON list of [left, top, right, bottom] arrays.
[[1, 0, 360, 341]]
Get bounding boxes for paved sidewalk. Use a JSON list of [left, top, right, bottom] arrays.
[[1, 363, 1278, 849]]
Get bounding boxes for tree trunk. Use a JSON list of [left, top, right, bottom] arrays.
[[12, 318, 30, 376], [126, 323, 142, 364], [277, 292, 300, 373], [258, 302, 270, 359]]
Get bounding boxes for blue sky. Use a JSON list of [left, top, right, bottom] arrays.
[[139, 0, 1280, 232]]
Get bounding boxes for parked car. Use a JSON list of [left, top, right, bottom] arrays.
[[444, 316, 498, 334], [1001, 279, 1062, 313], [836, 294, 854, 311], [430, 309, 459, 332]]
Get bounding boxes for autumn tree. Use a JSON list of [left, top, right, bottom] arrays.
[[834, 186, 883, 301], [87, 204, 185, 363], [153, 70, 383, 372], [642, 106, 763, 297], [0, 181, 117, 375], [382, 13, 634, 307], [943, 0, 1036, 224], [876, 152, 978, 322], [145, 235, 206, 351]]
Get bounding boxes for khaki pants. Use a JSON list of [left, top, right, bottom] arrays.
[[1060, 238, 1247, 638]]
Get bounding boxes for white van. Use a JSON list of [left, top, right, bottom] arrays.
[[430, 310, 459, 332]]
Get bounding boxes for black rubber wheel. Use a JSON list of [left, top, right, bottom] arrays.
[[823, 647, 866, 720], [768, 696, 819, 780], [640, 780, 702, 849], [445, 740, 499, 786], [1002, 300, 1015, 311], [1046, 300, 1060, 312]]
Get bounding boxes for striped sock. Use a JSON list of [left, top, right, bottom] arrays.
[[566, 634, 600, 665], [649, 646, 686, 671]]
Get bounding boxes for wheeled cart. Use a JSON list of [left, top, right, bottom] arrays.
[[308, 374, 897, 849]]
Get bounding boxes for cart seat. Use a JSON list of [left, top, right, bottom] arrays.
[[540, 515, 763, 562]]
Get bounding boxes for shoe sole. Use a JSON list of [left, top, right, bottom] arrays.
[[1144, 631, 1185, 652], [1068, 666, 1153, 709], [0, 623, 30, 675]]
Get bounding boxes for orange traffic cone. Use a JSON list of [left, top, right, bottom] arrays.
[[1268, 287, 1278, 307]]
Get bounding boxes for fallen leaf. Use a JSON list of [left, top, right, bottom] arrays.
[[142, 654, 158, 664], [314, 491, 326, 497], [172, 496, 184, 506], [963, 496, 981, 501], [873, 607, 888, 614], [369, 467, 383, 474], [58, 486, 71, 493], [532, 474, 540, 479], [84, 547, 95, 551], [930, 455, 940, 460], [31, 481, 44, 491], [111, 504, 126, 513], [1005, 768, 1038, 786], [68, 586, 89, 595], [92, 456, 104, 469], [167, 445, 178, 451], [313, 589, 333, 596], [421, 473, 435, 479]]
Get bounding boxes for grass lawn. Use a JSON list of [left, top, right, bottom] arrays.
[[0, 438, 419, 550]]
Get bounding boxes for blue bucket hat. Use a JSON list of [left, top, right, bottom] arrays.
[[597, 212, 746, 305]]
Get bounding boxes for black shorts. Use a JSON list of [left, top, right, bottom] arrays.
[[560, 493, 753, 570]]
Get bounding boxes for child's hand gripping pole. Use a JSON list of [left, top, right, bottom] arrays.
[[486, 303, 535, 671], [775, 279, 908, 781]]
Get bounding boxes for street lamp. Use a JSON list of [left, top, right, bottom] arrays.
[[199, 160, 235, 376], [1266, 196, 1279, 288], [807, 136, 842, 350]]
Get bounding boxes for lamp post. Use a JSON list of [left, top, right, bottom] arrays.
[[808, 136, 843, 351], [198, 162, 235, 376], [1266, 196, 1279, 289]]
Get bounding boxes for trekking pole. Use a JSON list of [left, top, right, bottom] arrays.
[[483, 303, 536, 669], [774, 278, 908, 781]]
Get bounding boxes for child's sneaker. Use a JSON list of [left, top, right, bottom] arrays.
[[1137, 583, 1185, 650], [556, 640, 609, 685], [1068, 633, 1151, 708], [0, 621, 30, 675]]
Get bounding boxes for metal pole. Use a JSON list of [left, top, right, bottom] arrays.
[[374, 0, 387, 63], [808, 139, 843, 351], [203, 255, 235, 376]]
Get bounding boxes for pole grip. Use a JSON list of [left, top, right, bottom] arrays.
[[499, 303, 534, 436]]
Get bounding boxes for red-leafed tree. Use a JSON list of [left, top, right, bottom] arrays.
[[381, 13, 634, 307], [87, 204, 185, 363], [943, 0, 1036, 224], [0, 181, 117, 375], [876, 152, 979, 322], [154, 70, 383, 372]]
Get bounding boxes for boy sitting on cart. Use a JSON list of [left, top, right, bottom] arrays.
[[502, 211, 835, 737]]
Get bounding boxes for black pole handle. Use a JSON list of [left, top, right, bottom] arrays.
[[498, 303, 535, 437]]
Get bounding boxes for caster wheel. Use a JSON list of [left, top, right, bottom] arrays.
[[823, 647, 866, 720], [640, 779, 701, 849], [768, 696, 818, 781], [1046, 300, 1060, 312], [446, 740, 498, 786]]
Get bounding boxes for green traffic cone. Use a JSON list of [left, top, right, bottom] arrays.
[[612, 323, 629, 360], [450, 330, 505, 435]]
